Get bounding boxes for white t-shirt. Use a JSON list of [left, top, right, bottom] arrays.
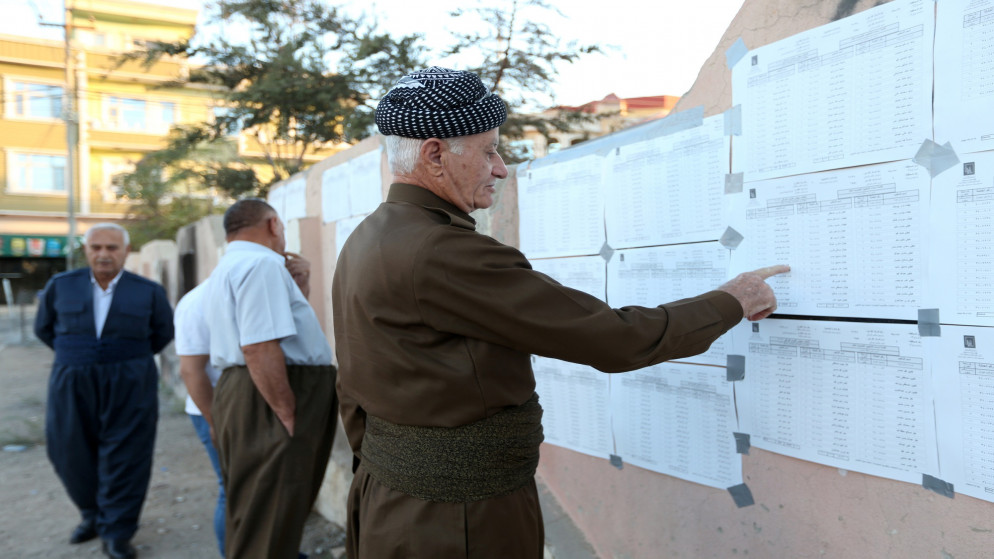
[[205, 240, 332, 370], [174, 280, 223, 416]]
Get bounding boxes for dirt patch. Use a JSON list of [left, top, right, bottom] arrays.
[[0, 342, 346, 558]]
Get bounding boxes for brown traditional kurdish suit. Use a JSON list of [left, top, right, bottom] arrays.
[[332, 183, 744, 558]]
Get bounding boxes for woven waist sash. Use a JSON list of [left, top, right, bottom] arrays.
[[360, 392, 544, 503]]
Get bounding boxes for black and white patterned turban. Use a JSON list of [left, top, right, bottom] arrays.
[[375, 67, 507, 139]]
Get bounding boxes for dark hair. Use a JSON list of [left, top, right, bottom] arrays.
[[224, 198, 276, 235]]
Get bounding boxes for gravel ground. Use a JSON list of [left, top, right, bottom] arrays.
[[0, 339, 346, 559]]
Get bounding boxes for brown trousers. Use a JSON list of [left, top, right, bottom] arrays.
[[347, 463, 544, 558], [214, 364, 338, 559]]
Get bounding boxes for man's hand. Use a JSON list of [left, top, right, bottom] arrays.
[[242, 340, 296, 436], [718, 264, 790, 321], [285, 251, 311, 298]]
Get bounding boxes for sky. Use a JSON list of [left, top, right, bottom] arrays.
[[5, 0, 744, 107]]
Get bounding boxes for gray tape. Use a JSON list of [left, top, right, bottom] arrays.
[[918, 308, 941, 337], [922, 474, 954, 498], [724, 105, 742, 136], [727, 483, 755, 508], [726, 38, 749, 69], [734, 432, 751, 455], [727, 354, 745, 381], [725, 173, 744, 194], [913, 139, 960, 178], [719, 226, 744, 250], [600, 242, 615, 262], [609, 454, 624, 470]]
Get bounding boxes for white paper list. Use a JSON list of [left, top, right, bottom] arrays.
[[518, 156, 605, 259], [604, 115, 729, 248], [732, 0, 934, 181], [725, 161, 929, 321], [606, 243, 731, 365], [931, 325, 994, 503], [267, 184, 287, 223], [929, 151, 994, 327], [283, 178, 308, 221], [935, 0, 994, 155], [733, 319, 936, 484], [321, 164, 352, 223], [533, 356, 613, 459], [530, 255, 606, 301], [529, 257, 612, 457], [349, 149, 383, 216], [611, 362, 742, 489]]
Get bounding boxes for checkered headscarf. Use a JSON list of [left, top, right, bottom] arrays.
[[375, 67, 507, 139]]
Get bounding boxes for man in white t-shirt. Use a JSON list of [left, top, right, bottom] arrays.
[[175, 252, 314, 558], [173, 279, 226, 557]]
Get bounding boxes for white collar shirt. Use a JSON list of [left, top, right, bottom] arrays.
[[205, 240, 332, 370], [91, 269, 124, 338]]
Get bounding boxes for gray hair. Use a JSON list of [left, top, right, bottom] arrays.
[[84, 223, 130, 247], [384, 135, 466, 175]]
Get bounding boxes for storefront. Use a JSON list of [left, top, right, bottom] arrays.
[[0, 234, 81, 303]]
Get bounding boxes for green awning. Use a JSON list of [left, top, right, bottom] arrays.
[[0, 235, 81, 258]]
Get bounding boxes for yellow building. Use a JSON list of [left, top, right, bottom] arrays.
[[0, 0, 340, 295]]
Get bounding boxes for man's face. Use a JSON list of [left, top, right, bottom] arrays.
[[442, 128, 508, 213], [84, 228, 129, 277]]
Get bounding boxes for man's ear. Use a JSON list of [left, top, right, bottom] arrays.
[[420, 138, 446, 177], [268, 215, 280, 236]]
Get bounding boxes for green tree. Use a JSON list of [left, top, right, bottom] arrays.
[[116, 131, 234, 248], [445, 0, 604, 162], [124, 0, 426, 196]]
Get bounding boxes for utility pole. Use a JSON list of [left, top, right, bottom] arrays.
[[41, 1, 82, 270]]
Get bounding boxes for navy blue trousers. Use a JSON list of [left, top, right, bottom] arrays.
[[45, 356, 158, 541]]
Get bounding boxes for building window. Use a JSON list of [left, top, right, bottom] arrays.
[[104, 96, 177, 132], [7, 153, 66, 194], [102, 160, 136, 202], [9, 81, 63, 120]]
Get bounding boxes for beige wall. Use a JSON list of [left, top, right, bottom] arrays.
[[536, 1, 993, 558]]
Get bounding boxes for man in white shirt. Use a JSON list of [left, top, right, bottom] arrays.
[[174, 253, 314, 558], [205, 199, 337, 559], [35, 223, 174, 559]]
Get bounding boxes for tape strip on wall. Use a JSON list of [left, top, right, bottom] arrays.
[[725, 38, 748, 69], [724, 105, 743, 136], [728, 483, 755, 508], [725, 173, 744, 194], [922, 474, 954, 498], [912, 139, 960, 178], [734, 432, 751, 455], [918, 308, 941, 337], [727, 354, 746, 381], [600, 242, 615, 262], [720, 227, 744, 250]]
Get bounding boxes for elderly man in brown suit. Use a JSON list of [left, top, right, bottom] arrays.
[[332, 66, 789, 559]]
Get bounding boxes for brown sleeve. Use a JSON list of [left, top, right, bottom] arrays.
[[413, 228, 743, 373]]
